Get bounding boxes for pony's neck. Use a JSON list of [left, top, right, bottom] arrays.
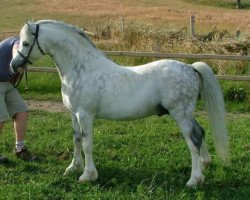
[[43, 26, 106, 77]]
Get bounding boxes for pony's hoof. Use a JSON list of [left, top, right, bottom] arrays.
[[64, 164, 84, 176], [63, 163, 84, 176], [78, 169, 98, 183], [186, 175, 204, 187], [63, 166, 73, 176], [63, 168, 73, 176], [64, 166, 75, 176]]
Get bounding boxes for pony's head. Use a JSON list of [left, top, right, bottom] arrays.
[[10, 21, 45, 74]]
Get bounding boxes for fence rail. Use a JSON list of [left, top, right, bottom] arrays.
[[104, 51, 250, 61], [27, 50, 250, 81]]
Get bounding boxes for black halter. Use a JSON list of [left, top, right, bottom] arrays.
[[17, 24, 45, 65]]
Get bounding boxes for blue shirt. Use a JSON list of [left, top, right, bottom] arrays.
[[0, 37, 19, 82]]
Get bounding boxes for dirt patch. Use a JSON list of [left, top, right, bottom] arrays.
[[26, 100, 68, 113]]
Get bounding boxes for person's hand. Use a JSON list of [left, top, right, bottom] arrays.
[[16, 66, 26, 73]]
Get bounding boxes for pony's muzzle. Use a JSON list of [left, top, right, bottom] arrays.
[[10, 59, 27, 75]]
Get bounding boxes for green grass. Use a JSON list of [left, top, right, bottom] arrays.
[[18, 73, 61, 101], [0, 111, 249, 199], [17, 56, 62, 101]]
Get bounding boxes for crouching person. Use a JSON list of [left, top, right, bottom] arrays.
[[0, 37, 35, 163]]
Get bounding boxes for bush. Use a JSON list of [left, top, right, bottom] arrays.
[[223, 82, 248, 102]]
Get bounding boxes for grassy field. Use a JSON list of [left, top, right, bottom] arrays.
[[0, 0, 250, 34], [0, 111, 249, 199]]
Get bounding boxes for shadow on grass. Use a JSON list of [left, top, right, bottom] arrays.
[[93, 162, 250, 199], [0, 159, 17, 168], [96, 164, 190, 190]]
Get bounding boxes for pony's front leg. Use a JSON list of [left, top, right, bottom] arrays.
[[64, 113, 84, 175], [76, 112, 98, 183]]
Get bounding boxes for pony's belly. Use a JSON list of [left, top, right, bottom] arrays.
[[96, 110, 154, 120], [95, 102, 160, 120]]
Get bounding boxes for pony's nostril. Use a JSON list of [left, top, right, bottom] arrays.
[[9, 62, 16, 75], [10, 59, 26, 75], [9, 66, 15, 75]]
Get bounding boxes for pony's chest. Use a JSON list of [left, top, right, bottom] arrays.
[[61, 82, 98, 112]]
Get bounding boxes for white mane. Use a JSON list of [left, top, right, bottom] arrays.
[[37, 20, 97, 49]]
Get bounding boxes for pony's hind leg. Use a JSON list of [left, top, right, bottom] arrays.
[[64, 113, 84, 175], [169, 101, 205, 187], [179, 118, 204, 187], [192, 119, 212, 168]]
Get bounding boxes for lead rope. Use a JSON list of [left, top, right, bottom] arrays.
[[25, 67, 28, 90]]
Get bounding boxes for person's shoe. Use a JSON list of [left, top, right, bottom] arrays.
[[0, 155, 9, 164], [15, 146, 37, 161]]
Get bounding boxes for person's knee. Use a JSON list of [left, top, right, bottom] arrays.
[[13, 112, 29, 121]]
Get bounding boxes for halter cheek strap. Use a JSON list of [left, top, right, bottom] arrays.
[[17, 50, 33, 64], [32, 24, 45, 55]]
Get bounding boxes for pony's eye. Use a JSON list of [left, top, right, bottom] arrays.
[[22, 42, 29, 47]]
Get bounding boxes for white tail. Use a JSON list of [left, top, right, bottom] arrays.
[[192, 62, 230, 165]]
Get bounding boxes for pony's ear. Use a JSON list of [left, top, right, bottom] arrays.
[[25, 21, 36, 35]]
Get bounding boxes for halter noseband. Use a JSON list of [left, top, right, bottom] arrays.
[[17, 24, 45, 65]]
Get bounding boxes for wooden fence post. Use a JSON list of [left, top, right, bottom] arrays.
[[236, 29, 240, 38], [153, 40, 161, 53], [190, 15, 195, 37], [153, 39, 161, 60], [120, 17, 125, 34]]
